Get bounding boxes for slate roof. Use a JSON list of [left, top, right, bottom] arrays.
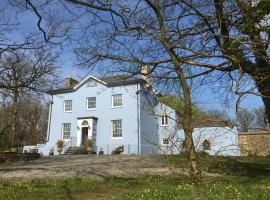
[[100, 75, 144, 86], [239, 129, 270, 135], [47, 75, 145, 94], [177, 117, 236, 129]]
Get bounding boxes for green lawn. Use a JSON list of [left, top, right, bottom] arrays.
[[1, 155, 270, 200]]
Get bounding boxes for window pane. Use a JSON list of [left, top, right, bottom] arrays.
[[64, 100, 72, 112], [112, 120, 122, 138], [163, 138, 169, 145], [112, 94, 122, 107], [161, 114, 168, 126], [87, 97, 96, 109], [62, 123, 71, 140]]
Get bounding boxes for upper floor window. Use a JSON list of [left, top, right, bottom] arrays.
[[64, 100, 72, 112], [112, 119, 122, 138], [62, 123, 71, 140], [112, 94, 123, 107], [86, 79, 97, 87], [87, 97, 96, 110], [202, 140, 211, 150], [161, 114, 168, 126]]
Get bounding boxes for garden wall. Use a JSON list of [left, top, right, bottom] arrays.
[[238, 131, 270, 156]]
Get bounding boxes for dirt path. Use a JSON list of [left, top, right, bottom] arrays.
[[0, 155, 176, 181]]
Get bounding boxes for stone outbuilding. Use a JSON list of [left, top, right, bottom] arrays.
[[238, 129, 270, 156]]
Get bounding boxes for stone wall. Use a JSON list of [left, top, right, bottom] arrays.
[[238, 132, 270, 156], [0, 152, 40, 163]]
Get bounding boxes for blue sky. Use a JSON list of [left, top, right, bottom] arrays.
[[4, 1, 263, 119]]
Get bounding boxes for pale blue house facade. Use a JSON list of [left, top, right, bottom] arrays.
[[36, 74, 163, 156], [26, 73, 240, 156]]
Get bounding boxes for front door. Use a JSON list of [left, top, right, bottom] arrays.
[[81, 127, 88, 146]]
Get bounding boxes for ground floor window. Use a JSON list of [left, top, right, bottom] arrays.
[[62, 123, 71, 140], [112, 120, 122, 138], [162, 138, 169, 145], [202, 140, 211, 150]]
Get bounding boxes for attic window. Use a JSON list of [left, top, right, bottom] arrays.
[[202, 140, 211, 150], [86, 79, 97, 87]]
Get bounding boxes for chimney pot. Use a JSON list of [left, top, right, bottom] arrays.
[[64, 75, 78, 88]]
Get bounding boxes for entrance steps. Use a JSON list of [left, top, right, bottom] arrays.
[[65, 147, 84, 155]]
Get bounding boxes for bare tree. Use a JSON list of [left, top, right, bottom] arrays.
[[17, 0, 198, 176], [0, 49, 58, 147], [170, 0, 270, 121], [19, 0, 270, 176], [0, 97, 49, 149], [207, 109, 229, 120], [237, 109, 255, 132], [254, 106, 269, 129]]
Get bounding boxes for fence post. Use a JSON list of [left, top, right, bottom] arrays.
[[107, 144, 109, 154], [128, 144, 130, 154]]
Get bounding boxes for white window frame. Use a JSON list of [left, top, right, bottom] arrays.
[[86, 97, 96, 110], [64, 100, 72, 112], [111, 119, 122, 139], [62, 123, 71, 140], [162, 138, 170, 146], [161, 113, 168, 126], [111, 94, 123, 108]]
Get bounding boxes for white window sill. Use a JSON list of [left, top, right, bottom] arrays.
[[110, 106, 123, 109], [64, 111, 72, 113], [111, 137, 123, 140], [161, 125, 168, 127], [86, 108, 96, 111]]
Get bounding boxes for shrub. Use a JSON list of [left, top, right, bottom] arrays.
[[49, 147, 54, 155], [112, 145, 124, 154], [86, 139, 94, 148], [56, 140, 64, 154]]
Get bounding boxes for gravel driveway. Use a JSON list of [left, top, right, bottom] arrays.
[[0, 155, 175, 182]]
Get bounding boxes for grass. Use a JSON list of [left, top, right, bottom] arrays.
[[166, 153, 270, 177], [0, 154, 270, 200]]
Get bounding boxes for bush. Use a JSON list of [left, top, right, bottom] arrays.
[[56, 140, 64, 153], [112, 146, 124, 154]]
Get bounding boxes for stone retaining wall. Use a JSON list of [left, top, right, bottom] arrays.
[[238, 132, 270, 156], [0, 152, 40, 163]]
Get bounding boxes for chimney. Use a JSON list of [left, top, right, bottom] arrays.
[[141, 65, 152, 87], [64, 75, 78, 88]]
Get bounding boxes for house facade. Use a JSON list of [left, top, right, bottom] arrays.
[[159, 118, 240, 156], [25, 73, 240, 156], [35, 74, 171, 156]]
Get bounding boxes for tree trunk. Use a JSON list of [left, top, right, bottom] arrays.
[[149, 0, 200, 177], [246, 61, 270, 124], [11, 90, 19, 147], [175, 67, 201, 178], [255, 76, 270, 124]]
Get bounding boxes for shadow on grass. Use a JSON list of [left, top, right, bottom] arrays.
[[62, 179, 74, 200], [205, 156, 270, 178], [166, 153, 270, 178]]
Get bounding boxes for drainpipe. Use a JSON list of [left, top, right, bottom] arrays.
[[136, 84, 141, 155], [46, 95, 53, 142]]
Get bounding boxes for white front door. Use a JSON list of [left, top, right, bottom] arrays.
[[77, 118, 93, 146]]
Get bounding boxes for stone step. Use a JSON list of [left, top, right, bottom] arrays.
[[65, 146, 84, 155]]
